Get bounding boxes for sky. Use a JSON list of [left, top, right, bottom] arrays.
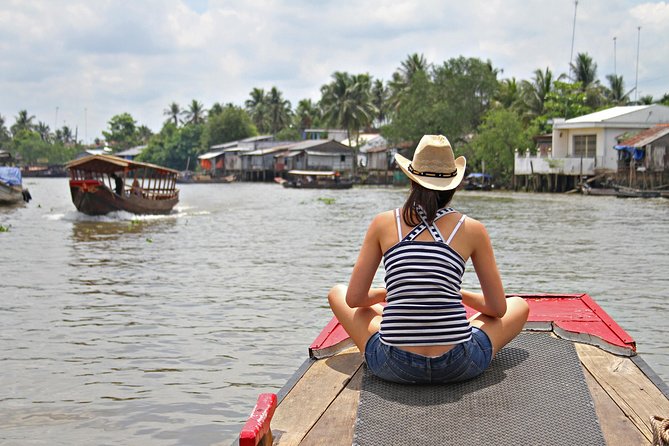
[[1, 0, 668, 143]]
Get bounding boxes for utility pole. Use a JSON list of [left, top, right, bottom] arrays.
[[568, 0, 579, 80], [635, 26, 641, 102], [613, 36, 617, 76]]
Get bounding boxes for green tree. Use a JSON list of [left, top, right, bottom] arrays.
[[245, 88, 269, 133], [163, 102, 181, 126], [102, 113, 138, 150], [201, 104, 257, 148], [431, 56, 500, 142], [637, 95, 654, 105], [543, 81, 592, 121], [36, 122, 51, 142], [294, 99, 320, 133], [209, 102, 224, 117], [388, 53, 429, 113], [0, 115, 9, 147], [570, 53, 598, 90], [320, 71, 376, 146], [11, 110, 36, 136], [138, 122, 205, 170], [137, 125, 153, 144], [183, 100, 207, 125], [470, 108, 533, 183], [381, 70, 437, 148], [520, 67, 563, 120], [495, 78, 521, 110], [371, 79, 389, 126], [265, 87, 292, 135], [604, 74, 632, 105]]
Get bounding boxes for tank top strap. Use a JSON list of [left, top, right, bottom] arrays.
[[394, 208, 402, 243], [414, 206, 445, 243], [445, 214, 467, 245]]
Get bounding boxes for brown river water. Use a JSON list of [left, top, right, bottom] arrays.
[[1, 178, 667, 445]]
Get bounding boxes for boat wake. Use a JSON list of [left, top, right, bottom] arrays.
[[45, 207, 209, 222]]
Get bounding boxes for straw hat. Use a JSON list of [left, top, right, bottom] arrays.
[[394, 135, 466, 190]]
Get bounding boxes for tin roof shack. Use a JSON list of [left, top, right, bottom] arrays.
[[514, 105, 669, 192], [274, 140, 354, 178], [116, 145, 147, 161], [241, 144, 296, 181], [614, 124, 669, 190], [199, 136, 282, 178]]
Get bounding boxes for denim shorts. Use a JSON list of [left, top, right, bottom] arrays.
[[364, 327, 493, 384]]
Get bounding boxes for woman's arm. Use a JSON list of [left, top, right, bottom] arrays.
[[468, 220, 507, 318], [346, 215, 386, 308]]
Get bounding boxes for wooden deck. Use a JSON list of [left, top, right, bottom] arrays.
[[240, 295, 669, 445]]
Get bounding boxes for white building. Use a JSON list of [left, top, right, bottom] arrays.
[[515, 105, 669, 176]]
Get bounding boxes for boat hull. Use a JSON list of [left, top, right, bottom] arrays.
[[0, 182, 27, 204], [70, 180, 178, 215], [282, 181, 352, 189]]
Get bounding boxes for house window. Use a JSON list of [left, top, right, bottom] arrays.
[[340, 155, 346, 162], [573, 135, 596, 157]]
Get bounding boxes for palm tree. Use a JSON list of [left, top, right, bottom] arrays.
[[11, 109, 36, 135], [265, 87, 292, 135], [294, 99, 320, 132], [183, 100, 206, 125], [496, 78, 521, 110], [570, 53, 598, 90], [61, 126, 73, 144], [245, 88, 269, 133], [388, 53, 430, 112], [137, 125, 153, 144], [520, 67, 562, 119], [320, 71, 377, 149], [605, 74, 632, 105], [637, 95, 654, 105], [1, 114, 11, 143], [371, 79, 389, 127], [209, 102, 224, 117], [163, 102, 181, 126], [36, 122, 51, 142]]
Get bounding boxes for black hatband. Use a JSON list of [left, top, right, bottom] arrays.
[[408, 164, 457, 178]]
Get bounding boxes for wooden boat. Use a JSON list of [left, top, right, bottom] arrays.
[[616, 188, 661, 199], [0, 166, 31, 204], [581, 183, 618, 196], [239, 294, 669, 445], [463, 172, 494, 191], [66, 154, 179, 215], [282, 170, 352, 189]]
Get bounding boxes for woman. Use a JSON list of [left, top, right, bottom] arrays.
[[328, 135, 529, 384]]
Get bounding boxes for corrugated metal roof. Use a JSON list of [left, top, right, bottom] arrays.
[[198, 150, 226, 160], [618, 124, 669, 148], [565, 105, 650, 123]]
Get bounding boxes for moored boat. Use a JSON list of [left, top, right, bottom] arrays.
[[281, 170, 352, 189], [0, 166, 31, 204], [239, 294, 669, 445], [66, 154, 179, 215]]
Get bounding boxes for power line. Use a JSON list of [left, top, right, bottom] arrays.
[[568, 0, 579, 80]]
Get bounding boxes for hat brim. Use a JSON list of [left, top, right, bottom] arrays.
[[395, 153, 466, 191]]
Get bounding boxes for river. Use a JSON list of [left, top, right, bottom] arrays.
[[1, 178, 667, 445]]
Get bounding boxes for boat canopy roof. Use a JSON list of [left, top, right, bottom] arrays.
[[466, 172, 492, 179], [288, 170, 336, 176], [66, 154, 178, 175], [0, 166, 22, 186]]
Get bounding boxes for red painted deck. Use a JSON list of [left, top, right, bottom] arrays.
[[309, 294, 636, 357]]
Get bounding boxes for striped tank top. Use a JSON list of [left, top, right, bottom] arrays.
[[379, 206, 471, 346]]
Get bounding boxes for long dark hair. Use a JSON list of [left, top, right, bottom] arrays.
[[402, 181, 456, 226]]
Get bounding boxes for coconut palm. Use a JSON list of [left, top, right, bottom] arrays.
[[388, 53, 430, 112], [637, 95, 654, 105], [520, 67, 563, 119], [137, 125, 153, 144], [0, 115, 11, 143], [36, 122, 51, 142], [265, 87, 292, 135], [245, 88, 269, 133], [605, 74, 632, 105], [11, 110, 36, 135], [209, 102, 224, 117], [294, 99, 320, 132], [371, 79, 389, 126], [183, 100, 206, 125], [570, 53, 598, 90], [163, 102, 181, 126], [496, 78, 521, 110], [320, 71, 377, 147]]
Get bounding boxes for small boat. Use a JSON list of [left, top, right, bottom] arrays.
[[281, 170, 352, 189], [0, 166, 31, 204], [580, 183, 618, 196], [239, 294, 669, 445], [463, 172, 494, 191], [66, 154, 179, 215], [616, 187, 661, 199]]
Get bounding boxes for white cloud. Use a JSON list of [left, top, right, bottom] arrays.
[[1, 0, 667, 143]]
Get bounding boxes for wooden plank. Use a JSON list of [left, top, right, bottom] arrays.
[[272, 348, 363, 446], [582, 366, 648, 445], [576, 343, 669, 443], [300, 363, 363, 446]]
